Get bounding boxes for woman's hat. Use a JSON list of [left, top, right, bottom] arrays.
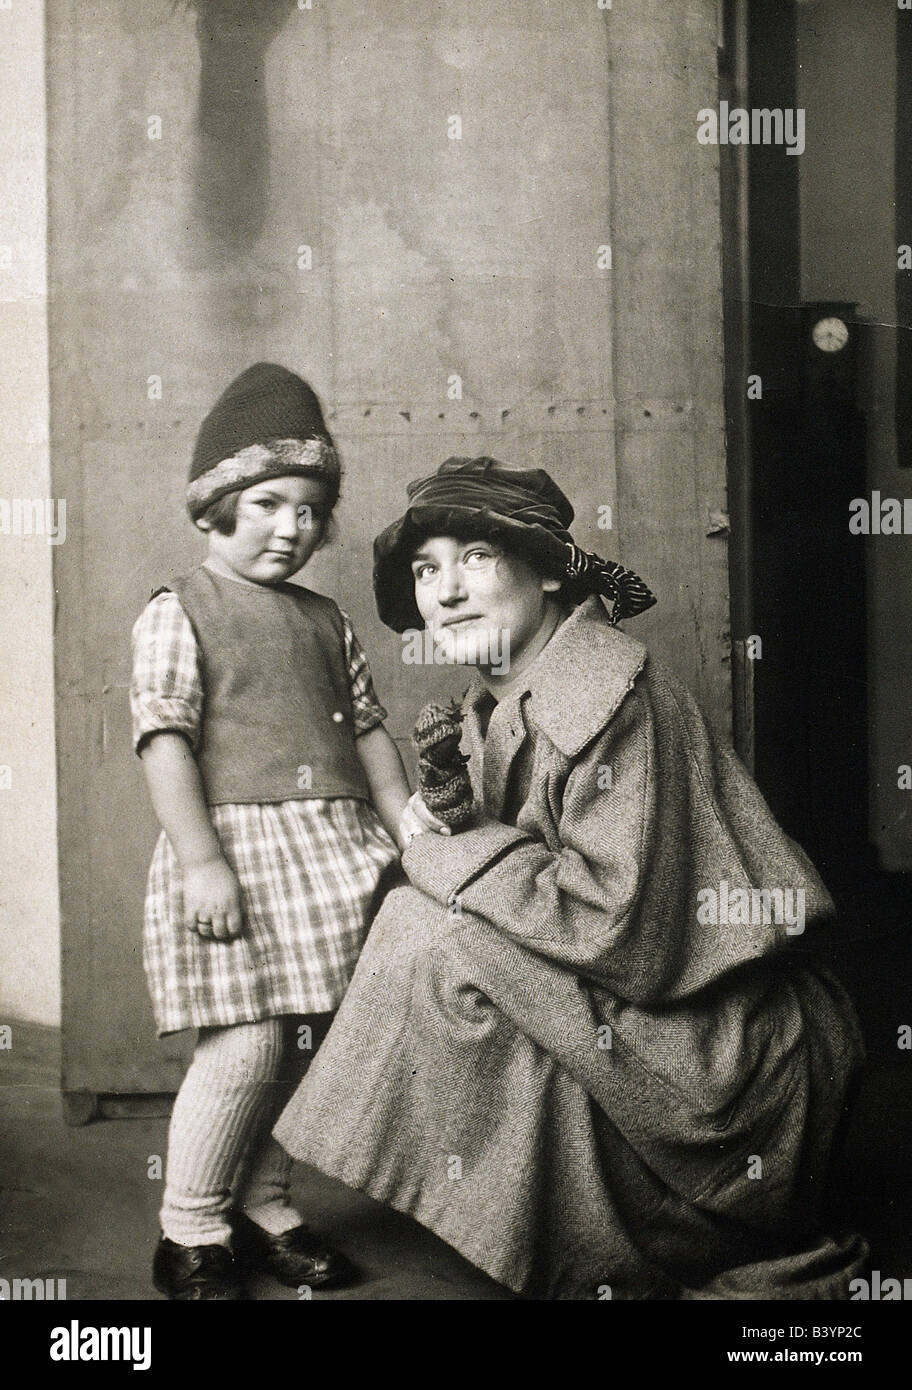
[[187, 363, 340, 520], [373, 455, 656, 632]]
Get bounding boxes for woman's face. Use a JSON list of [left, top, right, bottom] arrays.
[[410, 535, 561, 676]]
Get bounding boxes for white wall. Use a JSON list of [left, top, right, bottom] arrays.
[[0, 2, 60, 1025]]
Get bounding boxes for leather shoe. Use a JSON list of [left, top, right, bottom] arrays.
[[231, 1210, 355, 1289], [153, 1234, 244, 1300]]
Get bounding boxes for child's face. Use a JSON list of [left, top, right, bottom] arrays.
[[200, 475, 329, 585]]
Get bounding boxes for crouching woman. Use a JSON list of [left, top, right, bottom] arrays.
[[275, 455, 867, 1300]]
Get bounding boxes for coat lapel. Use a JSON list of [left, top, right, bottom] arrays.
[[458, 597, 647, 816], [525, 597, 647, 756], [480, 696, 528, 818], [460, 682, 485, 806], [462, 678, 527, 819]]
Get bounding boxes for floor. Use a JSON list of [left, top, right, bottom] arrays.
[[2, 902, 910, 1302], [0, 1020, 513, 1301]]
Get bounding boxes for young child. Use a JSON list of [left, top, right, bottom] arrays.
[[130, 363, 417, 1300]]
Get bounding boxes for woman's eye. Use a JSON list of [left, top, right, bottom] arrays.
[[255, 498, 276, 511], [463, 549, 492, 565], [413, 564, 436, 581]]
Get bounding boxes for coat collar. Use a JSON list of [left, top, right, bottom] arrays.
[[464, 594, 647, 758]]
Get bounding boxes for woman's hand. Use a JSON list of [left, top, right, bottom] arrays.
[[182, 855, 244, 940], [399, 791, 452, 848]]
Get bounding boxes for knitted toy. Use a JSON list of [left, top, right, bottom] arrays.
[[412, 700, 475, 830]]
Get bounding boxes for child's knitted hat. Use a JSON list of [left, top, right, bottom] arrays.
[[187, 363, 340, 520]]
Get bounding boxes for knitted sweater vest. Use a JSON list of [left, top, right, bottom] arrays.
[[167, 567, 369, 805]]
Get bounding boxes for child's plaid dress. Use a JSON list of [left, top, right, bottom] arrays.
[[130, 590, 399, 1036]]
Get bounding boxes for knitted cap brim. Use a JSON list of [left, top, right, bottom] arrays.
[[186, 438, 339, 519]]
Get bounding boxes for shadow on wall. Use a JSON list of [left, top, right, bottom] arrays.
[[182, 0, 298, 248]]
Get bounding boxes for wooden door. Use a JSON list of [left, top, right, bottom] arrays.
[[48, 0, 729, 1111]]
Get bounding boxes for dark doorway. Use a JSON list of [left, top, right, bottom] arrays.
[[723, 0, 879, 894], [721, 0, 912, 1047], [721, 0, 912, 1279], [743, 1, 870, 892]]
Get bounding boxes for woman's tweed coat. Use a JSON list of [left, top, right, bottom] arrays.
[[275, 596, 865, 1299]]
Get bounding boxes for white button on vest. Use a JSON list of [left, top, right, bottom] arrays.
[[332, 712, 344, 723]]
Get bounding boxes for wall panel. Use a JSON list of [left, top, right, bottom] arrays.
[[47, 0, 728, 1095]]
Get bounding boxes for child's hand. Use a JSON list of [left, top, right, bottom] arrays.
[[182, 856, 244, 940], [399, 791, 452, 848]]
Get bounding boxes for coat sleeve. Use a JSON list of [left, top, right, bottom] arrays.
[[401, 692, 665, 998]]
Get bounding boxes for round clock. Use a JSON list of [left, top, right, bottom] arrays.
[[811, 316, 849, 353]]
